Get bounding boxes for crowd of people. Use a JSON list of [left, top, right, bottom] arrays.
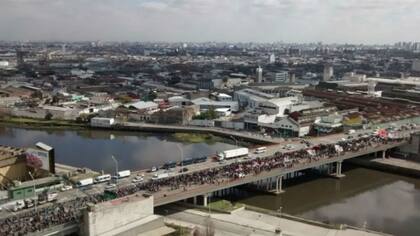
[[0, 132, 410, 235]]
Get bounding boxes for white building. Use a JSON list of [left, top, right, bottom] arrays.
[[125, 101, 159, 111], [191, 97, 239, 112], [234, 88, 274, 109], [91, 117, 115, 128], [256, 66, 263, 83], [323, 64, 333, 81], [269, 54, 276, 64], [258, 97, 299, 116]]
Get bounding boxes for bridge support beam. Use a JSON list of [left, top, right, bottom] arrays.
[[193, 196, 197, 205], [203, 194, 208, 207], [331, 161, 345, 179], [274, 175, 284, 194], [382, 150, 386, 159]]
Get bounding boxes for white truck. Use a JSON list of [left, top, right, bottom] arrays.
[[76, 178, 94, 187], [113, 170, 131, 179], [152, 173, 169, 180], [217, 148, 249, 161]]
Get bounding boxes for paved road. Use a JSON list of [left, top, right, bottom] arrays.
[[161, 206, 389, 236]]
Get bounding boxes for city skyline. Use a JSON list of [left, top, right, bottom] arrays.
[[1, 0, 420, 44]]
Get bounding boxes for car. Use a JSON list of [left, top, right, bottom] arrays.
[[105, 183, 117, 190], [60, 185, 73, 192], [179, 167, 189, 173], [151, 166, 158, 172], [132, 176, 144, 183]]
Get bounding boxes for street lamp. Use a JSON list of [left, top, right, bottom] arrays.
[[176, 144, 184, 173], [28, 171, 37, 212], [277, 206, 283, 232], [111, 155, 119, 185]]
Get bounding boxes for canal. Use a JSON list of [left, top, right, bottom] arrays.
[[1, 127, 420, 235]]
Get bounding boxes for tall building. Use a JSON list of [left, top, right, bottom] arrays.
[[412, 59, 420, 72], [269, 53, 276, 64], [256, 66, 263, 83], [16, 49, 25, 68], [323, 64, 334, 81], [274, 71, 288, 82]]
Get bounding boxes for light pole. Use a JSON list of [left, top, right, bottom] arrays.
[[28, 171, 37, 212], [277, 206, 282, 232], [111, 155, 119, 185], [176, 144, 184, 173]]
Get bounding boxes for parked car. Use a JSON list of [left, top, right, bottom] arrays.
[[132, 176, 144, 183]]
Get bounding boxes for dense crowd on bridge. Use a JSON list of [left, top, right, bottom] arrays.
[[0, 132, 410, 235]]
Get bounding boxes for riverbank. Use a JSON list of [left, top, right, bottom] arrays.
[[0, 117, 87, 130], [172, 133, 222, 144]]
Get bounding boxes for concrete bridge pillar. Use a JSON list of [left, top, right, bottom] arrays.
[[193, 196, 197, 205], [203, 194, 208, 207], [274, 175, 284, 194], [382, 150, 386, 159], [331, 161, 345, 179]]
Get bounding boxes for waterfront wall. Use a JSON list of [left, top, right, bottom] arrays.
[[82, 194, 154, 236]]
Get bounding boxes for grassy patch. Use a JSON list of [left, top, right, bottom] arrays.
[[0, 116, 86, 129], [165, 223, 192, 236], [207, 199, 244, 212], [173, 133, 219, 143]]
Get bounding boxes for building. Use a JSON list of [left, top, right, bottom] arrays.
[[412, 59, 420, 72], [269, 53, 276, 64], [0, 146, 27, 186], [256, 66, 263, 83], [234, 88, 274, 109], [191, 97, 239, 112], [314, 114, 343, 134], [323, 64, 334, 81], [274, 71, 289, 82], [125, 101, 159, 112], [90, 117, 115, 128]]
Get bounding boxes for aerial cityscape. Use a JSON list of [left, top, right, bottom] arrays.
[[1, 1, 420, 236]]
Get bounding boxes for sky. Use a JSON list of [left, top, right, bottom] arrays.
[[0, 0, 420, 44]]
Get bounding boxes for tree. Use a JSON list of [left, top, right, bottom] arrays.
[[45, 112, 53, 120]]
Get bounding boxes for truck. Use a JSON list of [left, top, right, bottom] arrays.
[[76, 178, 94, 187], [152, 173, 169, 180], [113, 170, 131, 179], [217, 148, 249, 161]]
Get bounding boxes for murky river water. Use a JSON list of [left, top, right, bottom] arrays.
[[0, 126, 234, 172]]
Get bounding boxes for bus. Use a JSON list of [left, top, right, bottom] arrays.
[[94, 174, 111, 183], [255, 146, 267, 154], [181, 158, 194, 166], [193, 156, 207, 163], [163, 161, 177, 169]]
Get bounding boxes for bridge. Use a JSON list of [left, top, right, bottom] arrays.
[[153, 141, 406, 207], [1, 125, 418, 236]]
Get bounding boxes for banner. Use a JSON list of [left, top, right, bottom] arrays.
[[26, 148, 50, 171]]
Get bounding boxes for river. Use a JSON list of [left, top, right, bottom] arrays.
[[1, 127, 419, 235], [0, 126, 235, 172], [233, 165, 420, 236]]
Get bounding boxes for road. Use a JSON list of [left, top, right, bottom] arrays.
[[161, 205, 389, 236]]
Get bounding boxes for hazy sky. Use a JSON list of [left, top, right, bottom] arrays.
[[1, 0, 419, 43]]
